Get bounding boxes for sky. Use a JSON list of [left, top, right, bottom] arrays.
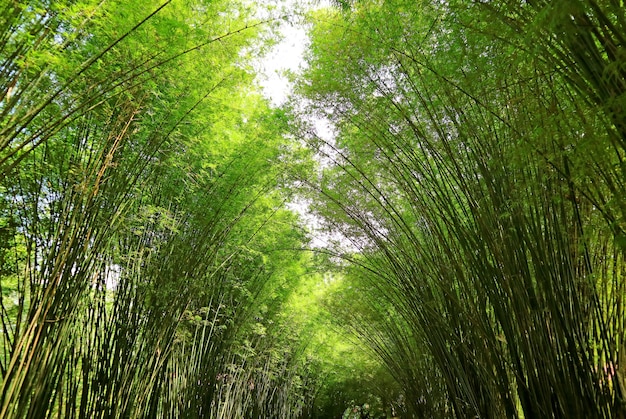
[[258, 20, 309, 106], [253, 1, 359, 253], [254, 0, 336, 142], [254, 0, 335, 105]]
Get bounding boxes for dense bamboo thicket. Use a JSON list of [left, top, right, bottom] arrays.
[[3, 0, 626, 418], [293, 0, 626, 417], [0, 1, 319, 418]]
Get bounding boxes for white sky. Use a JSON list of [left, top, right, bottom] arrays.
[[255, 0, 333, 105], [254, 0, 356, 252], [258, 21, 309, 106]]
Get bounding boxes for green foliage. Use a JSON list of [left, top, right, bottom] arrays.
[[292, 0, 626, 417], [6, 0, 626, 417], [0, 1, 318, 418]]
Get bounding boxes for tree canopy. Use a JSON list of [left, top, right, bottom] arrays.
[[1, 0, 626, 418]]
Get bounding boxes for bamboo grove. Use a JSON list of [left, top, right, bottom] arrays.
[[293, 0, 626, 417], [0, 1, 318, 417], [2, 0, 626, 418]]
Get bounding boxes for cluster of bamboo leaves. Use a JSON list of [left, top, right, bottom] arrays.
[[294, 0, 626, 417], [0, 1, 319, 418]]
